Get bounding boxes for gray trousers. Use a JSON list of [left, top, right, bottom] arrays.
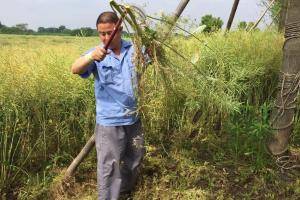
[[95, 120, 145, 200]]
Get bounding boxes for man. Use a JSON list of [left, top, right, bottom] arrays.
[[71, 11, 145, 200]]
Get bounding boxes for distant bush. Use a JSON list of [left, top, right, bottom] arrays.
[[200, 14, 223, 33]]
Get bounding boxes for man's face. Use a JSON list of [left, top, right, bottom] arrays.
[[97, 22, 122, 50]]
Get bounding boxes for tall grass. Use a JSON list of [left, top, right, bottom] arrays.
[[1, 31, 298, 199], [140, 30, 282, 138], [0, 35, 97, 198]]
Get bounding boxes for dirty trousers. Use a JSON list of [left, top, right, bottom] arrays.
[[95, 120, 145, 200]]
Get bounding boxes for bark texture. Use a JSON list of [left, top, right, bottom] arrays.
[[268, 0, 300, 155], [279, 0, 288, 31]]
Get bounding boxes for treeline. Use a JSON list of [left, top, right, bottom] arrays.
[[0, 22, 97, 36], [0, 22, 131, 37], [37, 25, 97, 36], [0, 16, 255, 37]]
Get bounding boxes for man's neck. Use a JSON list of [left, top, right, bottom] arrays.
[[112, 48, 121, 56], [111, 41, 122, 56]]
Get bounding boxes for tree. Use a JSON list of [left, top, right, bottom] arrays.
[[278, 0, 288, 31], [45, 27, 59, 33], [58, 25, 66, 32], [200, 14, 223, 33], [62, 28, 72, 35], [70, 27, 95, 37], [0, 26, 23, 34], [81, 27, 94, 36], [237, 21, 247, 30], [15, 23, 28, 31], [0, 21, 4, 28], [268, 0, 300, 155], [38, 27, 45, 33]]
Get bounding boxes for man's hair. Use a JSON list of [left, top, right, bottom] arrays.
[[96, 11, 119, 27]]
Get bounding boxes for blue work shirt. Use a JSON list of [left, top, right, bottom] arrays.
[[80, 39, 138, 126]]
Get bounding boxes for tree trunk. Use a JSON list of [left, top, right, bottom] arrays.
[[226, 0, 240, 31], [278, 0, 288, 31], [268, 0, 300, 155]]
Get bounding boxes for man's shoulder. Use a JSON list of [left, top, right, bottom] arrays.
[[122, 39, 134, 50], [83, 46, 99, 56]]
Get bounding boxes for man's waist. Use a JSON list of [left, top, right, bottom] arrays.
[[96, 114, 139, 126]]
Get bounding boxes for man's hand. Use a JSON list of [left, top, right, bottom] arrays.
[[91, 46, 108, 61], [71, 46, 109, 74]]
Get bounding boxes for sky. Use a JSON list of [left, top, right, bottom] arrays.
[[0, 0, 270, 31]]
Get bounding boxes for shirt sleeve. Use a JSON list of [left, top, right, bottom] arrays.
[[79, 61, 96, 78], [79, 48, 97, 79]]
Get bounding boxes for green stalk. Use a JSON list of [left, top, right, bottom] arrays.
[[126, 8, 143, 37], [109, 0, 135, 28]]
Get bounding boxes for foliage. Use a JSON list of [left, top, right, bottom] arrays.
[[70, 27, 97, 37], [238, 21, 248, 30], [224, 103, 273, 168], [15, 23, 28, 31], [237, 21, 259, 31], [200, 14, 223, 33], [0, 26, 34, 35]]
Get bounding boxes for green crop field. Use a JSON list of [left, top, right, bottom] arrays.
[[0, 32, 299, 199]]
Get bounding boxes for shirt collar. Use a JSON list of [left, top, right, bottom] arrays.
[[121, 39, 132, 49], [99, 39, 132, 62], [111, 39, 132, 61]]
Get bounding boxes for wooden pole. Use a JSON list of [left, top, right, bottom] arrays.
[[65, 134, 95, 177], [163, 0, 190, 40], [226, 0, 240, 31], [173, 0, 190, 21]]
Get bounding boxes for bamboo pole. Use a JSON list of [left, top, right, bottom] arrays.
[[249, 0, 276, 31]]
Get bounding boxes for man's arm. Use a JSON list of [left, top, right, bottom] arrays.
[[71, 46, 108, 74]]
